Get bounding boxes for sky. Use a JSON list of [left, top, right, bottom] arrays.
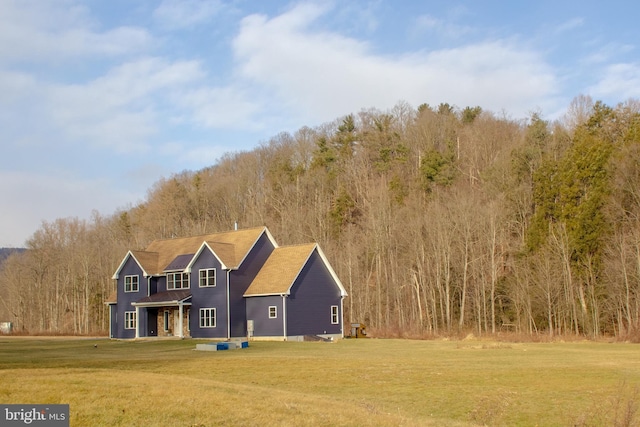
[[1, 0, 639, 247]]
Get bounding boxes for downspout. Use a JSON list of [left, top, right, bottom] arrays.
[[226, 270, 231, 339], [282, 294, 287, 340], [110, 278, 115, 339], [340, 296, 345, 338]]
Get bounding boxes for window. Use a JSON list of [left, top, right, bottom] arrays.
[[125, 311, 136, 329], [199, 269, 216, 287], [268, 306, 277, 319], [167, 272, 189, 290], [163, 311, 170, 332], [331, 306, 339, 324], [200, 308, 216, 328], [124, 275, 139, 292]]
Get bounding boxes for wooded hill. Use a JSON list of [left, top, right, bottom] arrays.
[[1, 95, 639, 339]]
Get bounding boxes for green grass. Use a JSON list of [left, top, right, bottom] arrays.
[[1, 337, 639, 426]]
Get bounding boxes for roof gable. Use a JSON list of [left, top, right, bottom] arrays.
[[113, 227, 273, 278], [112, 250, 158, 279], [185, 226, 276, 272], [244, 243, 347, 297], [244, 244, 314, 296]]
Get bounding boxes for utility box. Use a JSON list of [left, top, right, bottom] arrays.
[[348, 323, 368, 338], [247, 320, 254, 338], [0, 322, 12, 334]]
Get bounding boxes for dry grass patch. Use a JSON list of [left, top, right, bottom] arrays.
[[1, 337, 640, 426]]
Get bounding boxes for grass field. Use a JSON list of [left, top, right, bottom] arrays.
[[1, 337, 640, 426]]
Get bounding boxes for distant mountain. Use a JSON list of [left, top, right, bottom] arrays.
[[0, 248, 26, 266]]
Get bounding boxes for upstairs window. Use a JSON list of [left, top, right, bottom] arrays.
[[124, 275, 139, 293], [199, 269, 216, 287], [167, 272, 189, 290]]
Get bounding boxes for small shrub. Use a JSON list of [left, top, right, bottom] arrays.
[[573, 380, 640, 427]]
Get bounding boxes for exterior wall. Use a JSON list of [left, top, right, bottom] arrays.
[[229, 232, 275, 337], [246, 295, 284, 338], [114, 256, 148, 339], [109, 304, 117, 338], [189, 247, 228, 339], [286, 249, 343, 337], [149, 276, 167, 295]]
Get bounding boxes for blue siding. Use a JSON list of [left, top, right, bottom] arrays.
[[189, 247, 228, 339], [109, 304, 117, 338], [246, 295, 284, 337], [286, 249, 343, 336], [114, 256, 147, 339], [229, 232, 275, 337]]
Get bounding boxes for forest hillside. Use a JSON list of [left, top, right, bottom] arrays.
[[1, 95, 639, 339]]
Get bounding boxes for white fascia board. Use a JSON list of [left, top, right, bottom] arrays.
[[111, 251, 150, 280], [263, 227, 279, 249], [315, 245, 348, 297], [244, 291, 291, 298], [184, 241, 228, 273], [282, 244, 316, 295], [131, 300, 192, 308], [235, 227, 279, 269]]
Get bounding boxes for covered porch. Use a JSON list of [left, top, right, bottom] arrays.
[[132, 290, 191, 339]]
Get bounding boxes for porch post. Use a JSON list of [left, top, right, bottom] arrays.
[[178, 303, 184, 339], [135, 305, 140, 339]]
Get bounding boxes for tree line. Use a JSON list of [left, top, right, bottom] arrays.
[[1, 95, 639, 338]]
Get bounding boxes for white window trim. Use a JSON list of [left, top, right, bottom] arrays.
[[199, 308, 216, 328], [125, 311, 136, 329], [199, 268, 216, 287], [124, 275, 139, 293], [331, 306, 339, 324], [268, 306, 277, 319], [163, 310, 170, 332], [167, 272, 190, 290]]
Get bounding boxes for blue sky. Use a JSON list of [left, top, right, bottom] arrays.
[[1, 0, 639, 247]]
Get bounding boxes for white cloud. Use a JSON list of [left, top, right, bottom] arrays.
[[589, 63, 640, 100], [159, 141, 230, 170], [177, 85, 265, 130], [411, 14, 473, 40], [0, 0, 151, 63], [232, 3, 557, 122], [0, 171, 136, 247], [153, 0, 224, 30], [554, 17, 584, 34], [43, 57, 206, 152], [583, 43, 635, 64]]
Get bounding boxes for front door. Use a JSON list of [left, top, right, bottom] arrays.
[[147, 309, 158, 336], [173, 309, 181, 336]]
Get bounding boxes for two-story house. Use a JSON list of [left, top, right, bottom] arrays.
[[106, 227, 347, 340]]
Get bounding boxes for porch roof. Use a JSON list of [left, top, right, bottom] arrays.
[[132, 290, 192, 307]]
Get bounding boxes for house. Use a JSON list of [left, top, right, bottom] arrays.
[[106, 227, 347, 341]]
